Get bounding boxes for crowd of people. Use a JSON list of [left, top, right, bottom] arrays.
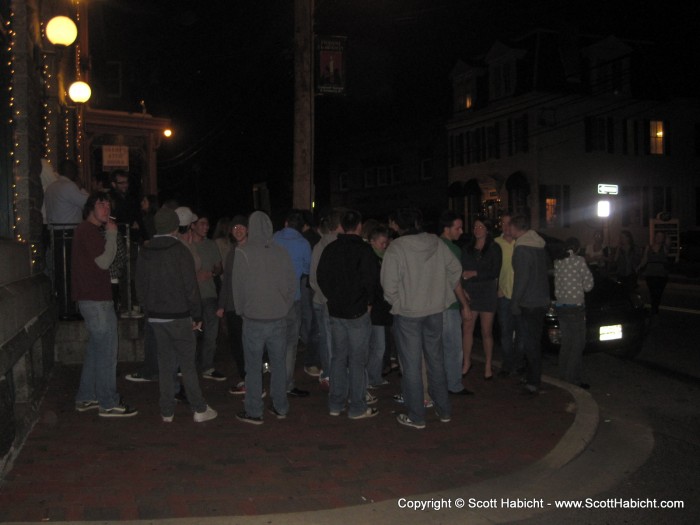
[[52, 177, 673, 427]]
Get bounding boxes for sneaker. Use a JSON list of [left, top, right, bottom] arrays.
[[262, 362, 270, 374], [396, 413, 426, 429], [202, 369, 227, 382], [193, 405, 218, 423], [75, 400, 99, 412], [319, 378, 330, 392], [329, 408, 344, 416], [304, 366, 321, 377], [98, 404, 138, 418], [365, 391, 378, 405], [287, 388, 310, 397], [349, 407, 379, 420], [449, 388, 474, 396], [125, 372, 156, 383], [236, 410, 263, 425], [162, 414, 174, 423], [367, 380, 390, 389], [521, 384, 539, 396], [391, 394, 431, 407], [229, 381, 246, 395], [436, 411, 451, 423], [267, 405, 287, 419]]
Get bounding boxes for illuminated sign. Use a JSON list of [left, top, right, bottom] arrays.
[[597, 184, 619, 195]]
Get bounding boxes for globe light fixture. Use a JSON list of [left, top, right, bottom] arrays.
[[46, 16, 78, 47], [68, 81, 91, 103], [163, 128, 173, 138]]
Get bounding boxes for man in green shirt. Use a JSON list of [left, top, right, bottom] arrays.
[[439, 211, 473, 395], [191, 214, 226, 381]]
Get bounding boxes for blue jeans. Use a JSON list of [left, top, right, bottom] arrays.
[[497, 296, 522, 373], [313, 302, 331, 379], [367, 325, 386, 386], [243, 318, 289, 418], [393, 313, 450, 424], [299, 275, 314, 348], [151, 319, 207, 416], [515, 306, 547, 388], [198, 297, 219, 372], [329, 313, 371, 417], [556, 305, 586, 385], [284, 301, 302, 390], [76, 300, 120, 409], [442, 309, 463, 392]]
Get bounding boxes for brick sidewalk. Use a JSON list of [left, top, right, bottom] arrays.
[[0, 360, 574, 522]]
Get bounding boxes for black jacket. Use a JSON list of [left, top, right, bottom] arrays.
[[136, 235, 202, 321], [317, 234, 378, 319]]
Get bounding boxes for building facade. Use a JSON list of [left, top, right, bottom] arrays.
[[447, 30, 700, 253]]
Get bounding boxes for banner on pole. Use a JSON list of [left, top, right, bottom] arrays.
[[316, 36, 346, 95]]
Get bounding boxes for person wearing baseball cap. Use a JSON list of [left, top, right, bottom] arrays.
[[135, 207, 217, 423]]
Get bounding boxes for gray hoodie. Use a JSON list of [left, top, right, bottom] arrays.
[[232, 211, 296, 320], [380, 232, 462, 318], [511, 230, 550, 312]]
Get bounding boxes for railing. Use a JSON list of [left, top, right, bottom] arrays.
[[48, 222, 142, 320]]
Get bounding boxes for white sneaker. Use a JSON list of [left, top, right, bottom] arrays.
[[193, 405, 218, 423], [365, 391, 378, 405], [162, 414, 174, 423]]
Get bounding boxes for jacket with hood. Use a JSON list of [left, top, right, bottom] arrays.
[[232, 211, 296, 320], [272, 226, 311, 301], [316, 233, 378, 319], [511, 230, 550, 312], [135, 235, 202, 321], [380, 232, 462, 318]]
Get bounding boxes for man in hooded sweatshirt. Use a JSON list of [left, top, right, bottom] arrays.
[[135, 207, 217, 423], [509, 213, 551, 395], [233, 211, 297, 424], [380, 208, 468, 430]]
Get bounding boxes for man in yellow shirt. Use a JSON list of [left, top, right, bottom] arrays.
[[494, 214, 522, 377]]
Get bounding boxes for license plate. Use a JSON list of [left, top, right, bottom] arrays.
[[599, 324, 622, 341]]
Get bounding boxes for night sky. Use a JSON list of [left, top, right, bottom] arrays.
[[87, 0, 700, 223]]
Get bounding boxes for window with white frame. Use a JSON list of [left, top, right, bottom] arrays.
[[649, 120, 665, 155], [364, 168, 376, 188], [338, 172, 349, 192], [490, 60, 515, 100]]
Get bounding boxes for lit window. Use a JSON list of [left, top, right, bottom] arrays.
[[650, 120, 664, 155], [545, 198, 558, 226]]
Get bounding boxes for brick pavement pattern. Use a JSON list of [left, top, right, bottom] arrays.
[[0, 361, 574, 522]]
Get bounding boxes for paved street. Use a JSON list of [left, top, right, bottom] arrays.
[[1, 276, 698, 524]]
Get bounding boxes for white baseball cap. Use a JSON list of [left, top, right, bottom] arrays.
[[174, 206, 198, 227]]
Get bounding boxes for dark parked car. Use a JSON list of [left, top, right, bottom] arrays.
[[540, 234, 650, 358]]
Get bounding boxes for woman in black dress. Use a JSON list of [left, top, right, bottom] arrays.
[[461, 218, 502, 379]]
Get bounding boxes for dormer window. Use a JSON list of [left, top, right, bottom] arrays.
[[454, 76, 474, 112], [491, 60, 515, 99]]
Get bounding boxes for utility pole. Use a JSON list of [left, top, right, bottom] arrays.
[[293, 0, 314, 210]]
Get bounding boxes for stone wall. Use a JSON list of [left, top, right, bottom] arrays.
[[0, 240, 55, 475]]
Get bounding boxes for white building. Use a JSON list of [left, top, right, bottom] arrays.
[[447, 29, 700, 255]]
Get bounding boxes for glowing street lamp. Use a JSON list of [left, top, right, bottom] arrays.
[[46, 16, 78, 47], [163, 128, 173, 138], [68, 81, 91, 103]]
